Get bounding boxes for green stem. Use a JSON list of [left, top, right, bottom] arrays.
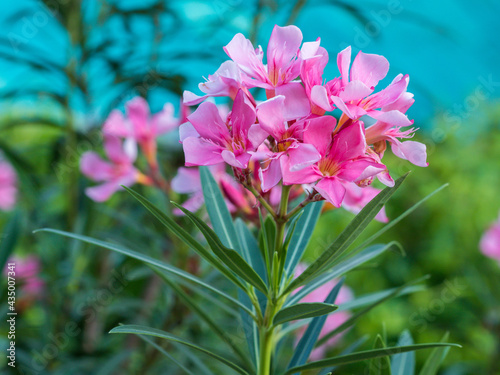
[[258, 186, 291, 374], [245, 183, 278, 220], [258, 326, 274, 375], [274, 185, 291, 252]]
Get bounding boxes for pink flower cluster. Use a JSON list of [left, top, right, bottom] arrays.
[[181, 25, 427, 209], [480, 212, 500, 263], [0, 157, 17, 211], [81, 97, 181, 202], [293, 263, 353, 360]]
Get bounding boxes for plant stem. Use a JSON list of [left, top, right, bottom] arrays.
[[258, 185, 291, 374], [258, 326, 274, 375], [275, 185, 291, 251], [244, 183, 278, 220]]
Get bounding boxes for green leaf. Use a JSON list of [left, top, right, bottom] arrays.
[[0, 210, 21, 271], [288, 278, 344, 372], [235, 218, 267, 284], [391, 330, 415, 375], [273, 303, 338, 326], [122, 186, 247, 291], [285, 343, 461, 374], [234, 219, 266, 366], [418, 332, 451, 375], [337, 285, 424, 313], [369, 335, 392, 375], [283, 173, 409, 295], [284, 201, 323, 278], [354, 184, 449, 252], [317, 276, 429, 346], [173, 203, 268, 295], [153, 268, 254, 370], [200, 166, 240, 251], [280, 284, 423, 340], [34, 229, 253, 316], [109, 325, 249, 375], [137, 334, 195, 375], [287, 243, 399, 306]]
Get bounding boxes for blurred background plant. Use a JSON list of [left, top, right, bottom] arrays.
[[0, 0, 499, 374]]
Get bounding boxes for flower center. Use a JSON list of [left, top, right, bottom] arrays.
[[318, 157, 340, 177]]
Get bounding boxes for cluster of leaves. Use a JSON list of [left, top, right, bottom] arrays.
[[34, 169, 459, 374]]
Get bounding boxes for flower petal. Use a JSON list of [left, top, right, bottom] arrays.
[[303, 116, 337, 156], [391, 140, 428, 167], [187, 101, 227, 142], [256, 95, 286, 139], [350, 51, 389, 88], [315, 177, 346, 207], [182, 137, 224, 166]]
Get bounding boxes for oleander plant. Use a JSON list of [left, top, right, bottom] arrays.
[[33, 25, 461, 374]]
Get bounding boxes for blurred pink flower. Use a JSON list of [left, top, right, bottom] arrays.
[[480, 213, 500, 262], [172, 164, 254, 215], [81, 135, 146, 202], [0, 158, 17, 211], [294, 263, 353, 361], [283, 118, 385, 207], [3, 255, 44, 297], [180, 90, 267, 169], [104, 96, 180, 165], [341, 183, 388, 223]]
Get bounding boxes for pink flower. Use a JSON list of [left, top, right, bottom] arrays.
[[224, 25, 303, 90], [80, 135, 143, 202], [3, 255, 44, 297], [223, 25, 313, 117], [283, 117, 385, 207], [480, 213, 500, 263], [172, 164, 254, 215], [311, 47, 412, 129], [256, 95, 321, 192], [183, 61, 248, 105], [180, 89, 267, 169], [0, 158, 17, 211], [341, 183, 388, 223], [104, 96, 179, 165], [365, 121, 428, 168], [294, 263, 353, 361]]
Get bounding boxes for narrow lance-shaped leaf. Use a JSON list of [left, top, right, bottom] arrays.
[[122, 187, 247, 291], [287, 243, 400, 306], [288, 278, 345, 372], [369, 335, 392, 375], [235, 218, 267, 285], [285, 343, 461, 374], [153, 268, 254, 371], [284, 173, 409, 295], [354, 184, 449, 252], [109, 325, 250, 375], [173, 202, 268, 295], [391, 330, 415, 375], [33, 229, 254, 316], [418, 332, 451, 375], [273, 303, 338, 326], [317, 276, 429, 347], [235, 219, 266, 366], [137, 334, 196, 375], [200, 166, 240, 251], [284, 201, 323, 278]]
